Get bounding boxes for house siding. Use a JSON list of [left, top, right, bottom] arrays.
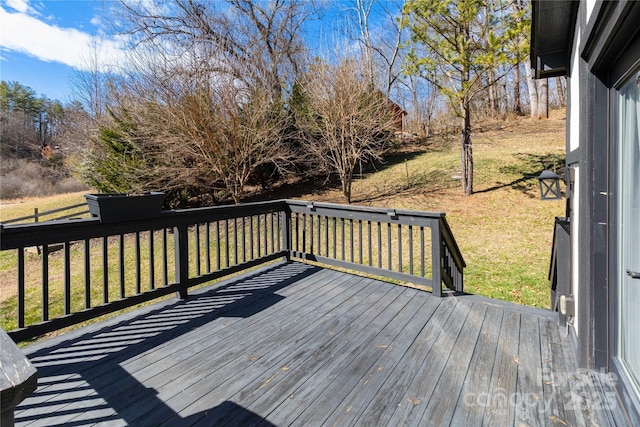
[[570, 1, 640, 423]]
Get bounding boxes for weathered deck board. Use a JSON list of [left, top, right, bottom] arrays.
[[14, 261, 625, 426]]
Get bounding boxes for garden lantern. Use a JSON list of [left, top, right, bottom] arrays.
[[537, 169, 562, 200]]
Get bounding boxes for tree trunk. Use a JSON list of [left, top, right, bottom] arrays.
[[514, 63, 523, 115], [525, 58, 539, 119], [511, 0, 524, 115], [488, 68, 498, 117], [555, 76, 566, 107], [343, 168, 353, 204], [461, 101, 473, 196], [537, 78, 549, 119]]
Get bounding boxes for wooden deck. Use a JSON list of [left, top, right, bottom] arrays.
[[14, 261, 626, 426]]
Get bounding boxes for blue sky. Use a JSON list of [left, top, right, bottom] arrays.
[[0, 0, 395, 104], [0, 0, 124, 102]]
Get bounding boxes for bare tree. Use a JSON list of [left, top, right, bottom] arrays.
[[71, 39, 111, 120], [298, 59, 397, 204], [117, 0, 314, 100], [168, 80, 296, 203]]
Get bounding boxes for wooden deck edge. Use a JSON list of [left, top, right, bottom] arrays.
[[456, 293, 557, 321]]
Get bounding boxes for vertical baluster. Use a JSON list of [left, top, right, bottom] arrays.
[[398, 224, 402, 272], [257, 215, 262, 258], [294, 213, 299, 252], [332, 217, 337, 259], [276, 212, 285, 251], [196, 223, 202, 276], [233, 218, 238, 265], [387, 223, 392, 271], [271, 213, 275, 254], [18, 248, 25, 328], [250, 216, 255, 259], [135, 232, 141, 294], [409, 225, 414, 275], [309, 215, 313, 255], [162, 228, 169, 286], [42, 245, 49, 321], [349, 219, 354, 263], [273, 212, 278, 254], [324, 216, 329, 258], [420, 226, 425, 277], [263, 214, 268, 255], [119, 234, 125, 298], [241, 217, 246, 262], [206, 223, 211, 273], [64, 241, 71, 315], [149, 231, 155, 290], [341, 218, 346, 261], [316, 214, 321, 256], [367, 221, 372, 267], [302, 214, 307, 254], [224, 219, 230, 268], [358, 220, 363, 264], [84, 239, 91, 309], [377, 222, 382, 268], [431, 219, 442, 297], [103, 236, 109, 303], [173, 221, 189, 299], [216, 221, 221, 270]]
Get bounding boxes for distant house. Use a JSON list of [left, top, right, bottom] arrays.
[[387, 98, 407, 133], [532, 0, 640, 423]]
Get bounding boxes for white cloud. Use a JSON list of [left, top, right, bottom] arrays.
[[5, 0, 29, 13], [0, 5, 125, 71]]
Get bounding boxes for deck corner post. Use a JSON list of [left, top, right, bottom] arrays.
[[431, 219, 443, 297], [173, 221, 189, 300], [281, 208, 292, 260]]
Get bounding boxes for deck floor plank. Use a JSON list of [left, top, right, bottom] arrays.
[[208, 279, 407, 426], [383, 298, 471, 425], [13, 261, 623, 427], [281, 288, 429, 426], [352, 297, 458, 426], [135, 274, 388, 426], [514, 313, 545, 426], [481, 309, 521, 426], [320, 294, 442, 427], [420, 301, 488, 426], [449, 303, 503, 426]]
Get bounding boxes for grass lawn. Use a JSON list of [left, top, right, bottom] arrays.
[[0, 108, 565, 331], [287, 109, 566, 308]]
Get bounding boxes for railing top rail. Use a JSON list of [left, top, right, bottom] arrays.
[[0, 199, 289, 250], [285, 199, 446, 220], [438, 216, 466, 269]]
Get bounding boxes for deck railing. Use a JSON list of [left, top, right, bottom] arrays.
[[0, 199, 464, 342], [286, 201, 464, 295]]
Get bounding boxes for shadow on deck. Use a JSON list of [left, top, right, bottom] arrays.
[[15, 262, 625, 426]]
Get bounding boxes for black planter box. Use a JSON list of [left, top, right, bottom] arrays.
[[85, 192, 166, 223]]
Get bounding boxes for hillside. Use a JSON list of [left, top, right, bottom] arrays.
[[0, 110, 566, 308], [287, 108, 567, 307]]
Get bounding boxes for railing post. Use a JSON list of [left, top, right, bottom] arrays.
[[431, 218, 442, 297], [281, 209, 292, 260], [174, 221, 189, 299]]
